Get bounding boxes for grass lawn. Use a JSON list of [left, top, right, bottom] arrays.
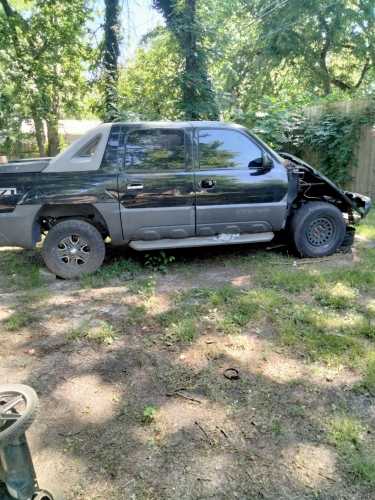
[[0, 212, 374, 499]]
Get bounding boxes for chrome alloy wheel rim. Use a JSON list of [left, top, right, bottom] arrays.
[[57, 234, 91, 266]]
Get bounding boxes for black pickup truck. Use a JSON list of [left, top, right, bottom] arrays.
[[0, 121, 371, 278]]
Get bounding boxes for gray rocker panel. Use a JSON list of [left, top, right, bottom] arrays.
[[129, 231, 274, 251]]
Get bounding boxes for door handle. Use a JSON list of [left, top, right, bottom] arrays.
[[200, 179, 216, 189], [127, 183, 144, 191]]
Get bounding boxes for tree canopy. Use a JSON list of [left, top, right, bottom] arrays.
[[0, 0, 373, 157]]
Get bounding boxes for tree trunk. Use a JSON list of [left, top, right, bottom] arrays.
[[153, 0, 218, 120], [32, 111, 46, 157], [103, 0, 120, 121], [46, 118, 59, 157]]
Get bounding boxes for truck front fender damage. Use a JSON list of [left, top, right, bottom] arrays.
[[279, 152, 372, 221]]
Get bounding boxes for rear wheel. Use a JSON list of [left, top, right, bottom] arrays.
[[42, 219, 105, 279], [291, 202, 346, 258]]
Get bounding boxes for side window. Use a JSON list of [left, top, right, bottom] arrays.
[[125, 129, 185, 172], [101, 125, 125, 169], [75, 134, 102, 158], [199, 129, 262, 169]]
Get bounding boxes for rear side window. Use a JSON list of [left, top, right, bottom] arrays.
[[199, 129, 262, 169], [75, 134, 102, 158], [125, 129, 185, 172], [101, 125, 125, 169]]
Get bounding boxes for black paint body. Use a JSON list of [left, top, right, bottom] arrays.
[[0, 122, 371, 249]]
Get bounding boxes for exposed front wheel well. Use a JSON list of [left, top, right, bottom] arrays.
[[38, 204, 109, 238]]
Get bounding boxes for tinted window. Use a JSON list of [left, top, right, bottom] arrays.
[[199, 129, 262, 169], [125, 129, 185, 172], [75, 134, 101, 158], [101, 125, 125, 169]]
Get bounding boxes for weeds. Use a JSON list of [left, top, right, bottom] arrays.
[[66, 320, 116, 345], [328, 416, 375, 485], [142, 405, 157, 424], [0, 250, 43, 290], [4, 310, 34, 331], [81, 258, 142, 288], [144, 251, 175, 273]]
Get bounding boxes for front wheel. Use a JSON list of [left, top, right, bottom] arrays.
[[42, 219, 105, 279], [290, 202, 346, 258]]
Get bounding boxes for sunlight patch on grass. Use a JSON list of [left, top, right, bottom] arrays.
[[67, 320, 116, 345], [314, 282, 359, 309], [357, 211, 375, 240], [4, 310, 34, 331]]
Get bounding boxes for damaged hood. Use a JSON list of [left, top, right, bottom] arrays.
[[279, 152, 372, 218]]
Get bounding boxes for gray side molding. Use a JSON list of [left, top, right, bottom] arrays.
[[0, 205, 42, 249]]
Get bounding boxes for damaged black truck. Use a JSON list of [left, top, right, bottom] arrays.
[[0, 121, 371, 279]]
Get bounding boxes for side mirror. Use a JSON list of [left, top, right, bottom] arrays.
[[248, 153, 273, 173]]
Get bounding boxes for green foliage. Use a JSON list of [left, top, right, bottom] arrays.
[[102, 0, 121, 121], [142, 405, 157, 424], [301, 105, 375, 186], [245, 98, 375, 186], [144, 251, 175, 273], [118, 31, 183, 120], [0, 0, 92, 156], [153, 0, 218, 119]]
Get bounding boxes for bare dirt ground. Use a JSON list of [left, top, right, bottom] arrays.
[[1, 237, 374, 500]]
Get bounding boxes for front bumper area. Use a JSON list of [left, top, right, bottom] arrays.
[[344, 191, 372, 218], [0, 205, 41, 248]]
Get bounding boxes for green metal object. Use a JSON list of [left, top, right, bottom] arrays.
[[0, 385, 54, 500]]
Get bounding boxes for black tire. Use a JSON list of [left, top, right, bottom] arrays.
[[32, 490, 55, 500], [339, 226, 355, 254], [42, 219, 105, 279], [0, 384, 39, 445], [291, 202, 346, 258]]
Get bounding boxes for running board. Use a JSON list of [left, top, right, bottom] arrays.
[[129, 232, 274, 251]]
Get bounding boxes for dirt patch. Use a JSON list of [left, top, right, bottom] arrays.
[[1, 241, 374, 500]]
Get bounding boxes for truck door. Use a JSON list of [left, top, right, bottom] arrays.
[[195, 128, 288, 236], [115, 126, 195, 241]]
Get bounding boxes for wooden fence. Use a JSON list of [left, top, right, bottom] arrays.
[[305, 99, 375, 199]]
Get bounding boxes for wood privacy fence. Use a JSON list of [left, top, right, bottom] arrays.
[[304, 99, 375, 199]]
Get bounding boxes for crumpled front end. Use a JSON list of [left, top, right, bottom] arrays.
[[279, 152, 372, 222], [344, 191, 372, 219]]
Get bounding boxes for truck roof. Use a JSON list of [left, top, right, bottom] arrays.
[[105, 121, 246, 130]]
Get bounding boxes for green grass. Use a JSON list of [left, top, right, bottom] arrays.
[[357, 210, 375, 240], [166, 317, 198, 342], [257, 267, 321, 293], [314, 282, 359, 309], [127, 276, 156, 297], [4, 310, 34, 331], [0, 250, 43, 290], [328, 416, 375, 485], [80, 258, 142, 288], [328, 416, 363, 449], [67, 320, 116, 345], [358, 352, 375, 395], [142, 405, 157, 424]]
